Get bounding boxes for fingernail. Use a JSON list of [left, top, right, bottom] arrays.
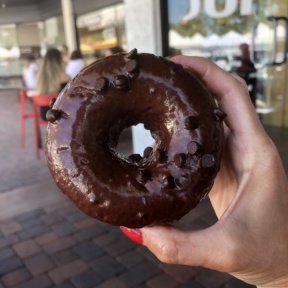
[[120, 226, 143, 245], [166, 55, 175, 59]]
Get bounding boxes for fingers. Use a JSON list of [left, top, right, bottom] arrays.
[[170, 56, 265, 138], [121, 224, 241, 273], [139, 224, 237, 272]]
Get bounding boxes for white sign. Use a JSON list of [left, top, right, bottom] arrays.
[[183, 0, 253, 21]]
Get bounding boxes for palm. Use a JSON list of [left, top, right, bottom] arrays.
[[209, 127, 240, 218], [209, 127, 288, 286]]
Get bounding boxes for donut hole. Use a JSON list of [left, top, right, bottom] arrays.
[[117, 124, 155, 157]]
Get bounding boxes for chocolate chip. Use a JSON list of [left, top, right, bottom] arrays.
[[187, 141, 201, 155], [174, 153, 186, 167], [143, 146, 153, 158], [128, 154, 142, 162], [46, 109, 62, 123], [125, 48, 138, 60], [95, 77, 108, 92], [201, 154, 215, 168], [171, 63, 183, 74], [137, 169, 151, 184], [114, 75, 129, 91], [125, 59, 138, 73], [143, 123, 150, 130], [163, 175, 175, 188], [184, 116, 199, 130], [49, 98, 56, 108], [60, 110, 69, 119], [214, 108, 227, 121], [156, 149, 166, 163]]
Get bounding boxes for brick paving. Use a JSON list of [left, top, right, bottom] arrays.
[[2, 90, 287, 287], [0, 91, 51, 193], [0, 199, 257, 288]]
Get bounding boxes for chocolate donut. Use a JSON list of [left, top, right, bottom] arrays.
[[45, 50, 225, 228]]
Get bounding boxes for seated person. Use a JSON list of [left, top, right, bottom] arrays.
[[35, 48, 70, 120], [23, 55, 38, 89], [65, 50, 85, 78]]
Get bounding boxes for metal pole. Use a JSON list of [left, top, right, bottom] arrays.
[[61, 0, 77, 52]]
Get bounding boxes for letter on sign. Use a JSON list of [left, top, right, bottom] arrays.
[[204, 0, 237, 18], [182, 0, 253, 20], [182, 0, 201, 21]]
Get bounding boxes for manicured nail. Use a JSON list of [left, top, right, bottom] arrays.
[[166, 55, 175, 59], [120, 226, 143, 245]]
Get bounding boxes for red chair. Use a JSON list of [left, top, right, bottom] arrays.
[[19, 89, 36, 148], [32, 94, 58, 159]]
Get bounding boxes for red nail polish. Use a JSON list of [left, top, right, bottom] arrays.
[[166, 55, 175, 59], [120, 226, 143, 245]]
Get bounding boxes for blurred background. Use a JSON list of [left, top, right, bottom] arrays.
[[0, 0, 287, 287]]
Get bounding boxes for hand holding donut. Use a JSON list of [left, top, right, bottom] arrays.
[[121, 56, 288, 288], [46, 51, 225, 228]]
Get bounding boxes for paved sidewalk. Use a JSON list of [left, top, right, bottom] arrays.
[[0, 90, 272, 287], [0, 186, 255, 288], [0, 91, 51, 193]]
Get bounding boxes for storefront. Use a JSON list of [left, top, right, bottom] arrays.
[[163, 0, 288, 128], [76, 3, 126, 64], [0, 24, 20, 84], [0, 0, 125, 87], [0, 18, 66, 88], [0, 0, 287, 128]]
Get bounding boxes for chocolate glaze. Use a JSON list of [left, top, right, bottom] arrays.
[[45, 51, 224, 228]]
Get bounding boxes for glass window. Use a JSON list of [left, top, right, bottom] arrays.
[[0, 24, 18, 61], [0, 21, 44, 87], [167, 0, 288, 128], [43, 16, 66, 51], [0, 24, 21, 86], [76, 4, 126, 64]]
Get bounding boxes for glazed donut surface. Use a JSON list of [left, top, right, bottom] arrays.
[[45, 50, 225, 228]]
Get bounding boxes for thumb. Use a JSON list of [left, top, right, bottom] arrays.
[[121, 224, 235, 272]]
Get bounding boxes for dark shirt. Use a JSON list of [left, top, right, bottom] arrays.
[[40, 82, 68, 120]]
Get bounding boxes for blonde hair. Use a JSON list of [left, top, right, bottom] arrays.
[[36, 48, 64, 94]]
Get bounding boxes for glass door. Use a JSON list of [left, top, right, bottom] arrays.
[[166, 0, 288, 127]]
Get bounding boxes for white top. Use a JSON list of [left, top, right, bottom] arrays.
[[65, 59, 85, 78], [25, 63, 38, 89]]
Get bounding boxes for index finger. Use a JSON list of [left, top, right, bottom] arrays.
[[171, 56, 264, 137]]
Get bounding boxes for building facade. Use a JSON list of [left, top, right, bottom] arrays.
[[0, 0, 287, 153]]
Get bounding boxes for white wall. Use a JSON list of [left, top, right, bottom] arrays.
[[16, 23, 40, 47], [124, 0, 163, 154], [124, 0, 162, 55]]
